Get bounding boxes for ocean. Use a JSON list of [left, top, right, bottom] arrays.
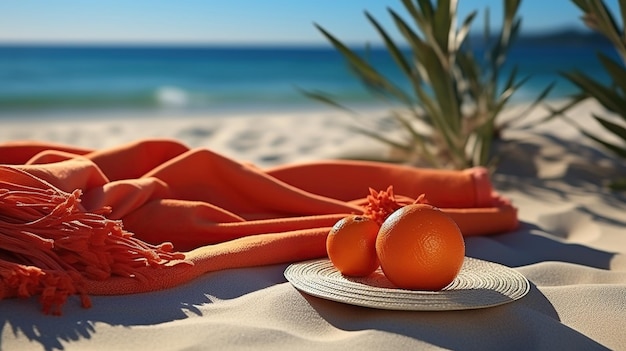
[[0, 37, 618, 119]]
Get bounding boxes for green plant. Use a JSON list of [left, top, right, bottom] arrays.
[[561, 0, 626, 189], [304, 0, 552, 170]]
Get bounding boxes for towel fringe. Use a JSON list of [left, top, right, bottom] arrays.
[[0, 167, 187, 315]]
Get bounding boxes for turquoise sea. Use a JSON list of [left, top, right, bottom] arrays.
[[0, 32, 618, 119]]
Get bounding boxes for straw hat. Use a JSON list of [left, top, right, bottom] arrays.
[[284, 257, 529, 311]]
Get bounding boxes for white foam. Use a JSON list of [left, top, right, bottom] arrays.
[[156, 86, 190, 107]]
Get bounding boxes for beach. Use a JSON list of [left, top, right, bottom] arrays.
[[1, 97, 626, 350], [0, 105, 396, 168]]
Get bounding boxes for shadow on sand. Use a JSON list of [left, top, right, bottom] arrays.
[[0, 265, 286, 351]]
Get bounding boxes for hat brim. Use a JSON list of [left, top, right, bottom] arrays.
[[284, 257, 530, 311]]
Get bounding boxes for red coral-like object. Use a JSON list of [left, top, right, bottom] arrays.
[[363, 186, 429, 225], [363, 186, 401, 225]]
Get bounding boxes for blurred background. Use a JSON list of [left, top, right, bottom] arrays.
[[0, 0, 620, 119]]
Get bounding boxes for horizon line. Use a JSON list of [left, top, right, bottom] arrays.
[[0, 25, 598, 48]]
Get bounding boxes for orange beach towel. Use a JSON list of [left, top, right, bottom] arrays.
[[0, 139, 518, 314]]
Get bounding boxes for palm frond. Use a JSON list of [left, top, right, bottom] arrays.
[[303, 0, 551, 169], [562, 0, 626, 188]]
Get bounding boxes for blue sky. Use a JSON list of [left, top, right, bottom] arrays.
[[0, 0, 617, 45]]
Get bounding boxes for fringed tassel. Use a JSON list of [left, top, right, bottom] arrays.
[[363, 186, 428, 225], [363, 186, 403, 225], [0, 167, 187, 315]]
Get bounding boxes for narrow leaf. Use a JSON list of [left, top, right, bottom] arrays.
[[365, 11, 413, 78], [582, 128, 626, 158], [503, 82, 556, 129], [571, 0, 591, 12], [456, 11, 478, 50], [594, 115, 626, 140], [433, 0, 453, 52], [598, 53, 626, 96], [349, 125, 412, 151], [562, 70, 626, 115], [297, 87, 354, 114], [314, 23, 412, 104]]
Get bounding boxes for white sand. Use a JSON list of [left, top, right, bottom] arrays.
[[0, 106, 400, 167], [1, 99, 626, 350]]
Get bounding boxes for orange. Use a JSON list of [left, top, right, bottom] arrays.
[[326, 215, 380, 277], [375, 203, 465, 290]]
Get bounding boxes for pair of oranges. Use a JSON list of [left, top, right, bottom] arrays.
[[326, 200, 465, 291]]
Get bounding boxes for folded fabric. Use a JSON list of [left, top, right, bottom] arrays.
[[0, 139, 518, 314]]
